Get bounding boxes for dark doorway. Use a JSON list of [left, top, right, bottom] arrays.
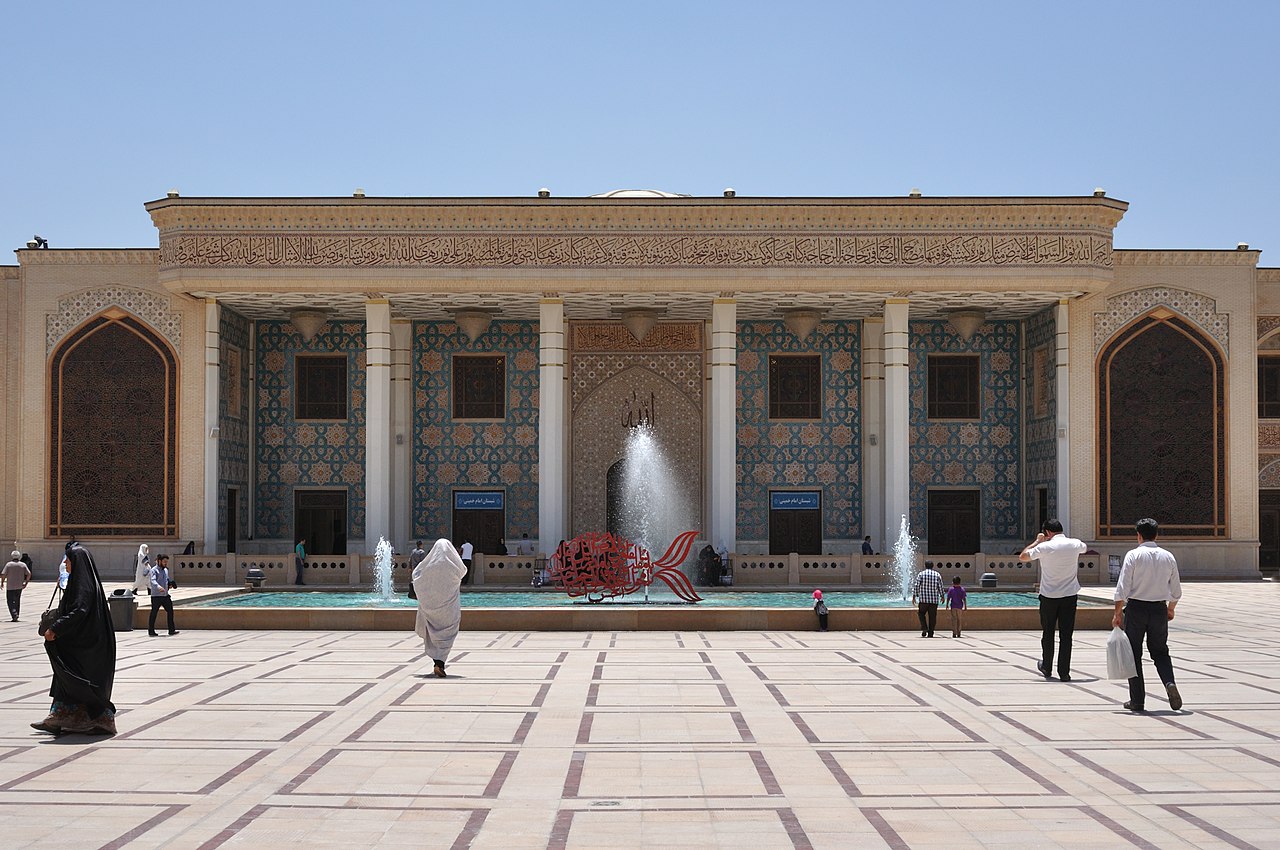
[[295, 490, 347, 556], [225, 487, 238, 554], [927, 490, 980, 554], [769, 492, 822, 555], [1035, 486, 1049, 533], [453, 493, 505, 557], [606, 459, 624, 537], [1260, 490, 1280, 575]]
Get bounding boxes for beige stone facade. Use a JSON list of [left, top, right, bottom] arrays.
[[0, 193, 1270, 578]]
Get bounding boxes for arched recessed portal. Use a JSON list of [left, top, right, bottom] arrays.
[[1097, 311, 1225, 537], [49, 313, 178, 537]]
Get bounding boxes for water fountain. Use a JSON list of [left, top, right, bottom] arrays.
[[888, 514, 918, 599], [615, 423, 694, 600], [372, 536, 396, 602]]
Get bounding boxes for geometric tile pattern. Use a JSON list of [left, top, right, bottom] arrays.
[[1093, 286, 1229, 357], [0, 582, 1273, 849], [254, 320, 368, 541], [412, 321, 540, 541], [736, 320, 862, 543], [1024, 306, 1058, 525], [45, 285, 183, 354], [909, 319, 1022, 543], [217, 307, 252, 542]]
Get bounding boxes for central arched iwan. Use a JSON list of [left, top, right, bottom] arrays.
[[1097, 311, 1225, 537], [48, 312, 179, 537]]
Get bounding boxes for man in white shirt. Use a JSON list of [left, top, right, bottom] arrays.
[[1112, 517, 1183, 713], [458, 540, 474, 585], [1020, 519, 1087, 681]]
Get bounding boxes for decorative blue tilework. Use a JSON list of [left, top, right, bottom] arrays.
[[412, 322, 539, 542], [1024, 307, 1058, 528], [909, 320, 1021, 544], [736, 321, 861, 543], [255, 321, 367, 542], [217, 308, 252, 545]]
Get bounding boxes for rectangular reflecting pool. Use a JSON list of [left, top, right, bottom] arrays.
[[190, 590, 1069, 609]]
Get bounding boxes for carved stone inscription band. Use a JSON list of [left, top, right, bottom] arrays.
[[160, 232, 1113, 270]]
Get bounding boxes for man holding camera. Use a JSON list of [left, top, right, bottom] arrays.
[[147, 553, 179, 636], [1019, 519, 1086, 681]]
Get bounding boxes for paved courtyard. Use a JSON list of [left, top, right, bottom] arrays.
[[1, 583, 1278, 849]]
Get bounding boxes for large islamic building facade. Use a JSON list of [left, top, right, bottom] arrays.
[[1, 190, 1274, 578]]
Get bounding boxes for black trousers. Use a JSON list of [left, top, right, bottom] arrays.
[[816, 612, 828, 631], [5, 589, 21, 620], [295, 557, 305, 585], [1039, 594, 1078, 677], [149, 594, 176, 633], [1123, 599, 1176, 708], [917, 602, 938, 636]]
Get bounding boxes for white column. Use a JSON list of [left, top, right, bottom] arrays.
[[709, 297, 738, 553], [1055, 299, 1071, 527], [203, 299, 221, 554], [861, 317, 885, 552], [390, 319, 412, 550], [365, 300, 393, 548], [538, 298, 567, 547], [883, 299, 911, 544]]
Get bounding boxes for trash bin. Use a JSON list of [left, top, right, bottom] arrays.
[[980, 572, 998, 589], [107, 589, 135, 632]]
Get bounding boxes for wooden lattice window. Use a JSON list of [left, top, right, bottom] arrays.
[[295, 355, 348, 420], [927, 355, 980, 420], [1260, 357, 1280, 419], [49, 313, 178, 537], [453, 356, 505, 419], [769, 355, 821, 420]]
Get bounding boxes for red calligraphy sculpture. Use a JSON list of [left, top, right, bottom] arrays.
[[550, 530, 702, 603]]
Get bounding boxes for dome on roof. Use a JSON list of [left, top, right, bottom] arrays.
[[590, 189, 691, 199]]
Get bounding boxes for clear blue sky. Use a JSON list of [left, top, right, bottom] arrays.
[[5, 1, 1278, 261]]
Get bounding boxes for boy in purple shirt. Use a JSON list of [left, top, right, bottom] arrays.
[[945, 576, 968, 638]]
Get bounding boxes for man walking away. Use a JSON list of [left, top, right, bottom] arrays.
[[1113, 517, 1183, 713], [2, 551, 31, 621], [911, 564, 945, 638], [1020, 519, 1087, 681], [147, 554, 179, 636]]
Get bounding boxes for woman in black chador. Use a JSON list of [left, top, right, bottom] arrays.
[[32, 542, 117, 735]]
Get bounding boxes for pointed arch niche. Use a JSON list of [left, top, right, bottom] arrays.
[[1097, 308, 1225, 538], [48, 309, 179, 537]]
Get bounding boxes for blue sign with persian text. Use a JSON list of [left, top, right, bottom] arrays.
[[454, 491, 504, 510], [770, 491, 820, 511]]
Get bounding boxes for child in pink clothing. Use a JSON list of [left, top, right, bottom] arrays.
[[945, 576, 967, 638]]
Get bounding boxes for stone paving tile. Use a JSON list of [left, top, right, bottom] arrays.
[[0, 582, 1279, 848]]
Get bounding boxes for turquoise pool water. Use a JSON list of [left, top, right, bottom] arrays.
[[191, 590, 1053, 609]]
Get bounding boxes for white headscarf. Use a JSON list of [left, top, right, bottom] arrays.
[[411, 539, 467, 663], [133, 544, 152, 589]]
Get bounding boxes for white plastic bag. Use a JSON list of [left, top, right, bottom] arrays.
[[1106, 627, 1137, 680]]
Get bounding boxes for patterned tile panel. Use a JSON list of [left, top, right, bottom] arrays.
[[412, 322, 539, 541], [255, 321, 367, 541], [736, 321, 861, 542], [1093, 287, 1228, 356], [218, 308, 252, 543], [1024, 308, 1057, 528], [46, 285, 183, 353], [909, 320, 1021, 543]]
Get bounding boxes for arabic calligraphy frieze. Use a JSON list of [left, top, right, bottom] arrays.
[[160, 232, 1113, 270]]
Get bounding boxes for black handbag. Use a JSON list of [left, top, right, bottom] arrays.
[[38, 585, 62, 636]]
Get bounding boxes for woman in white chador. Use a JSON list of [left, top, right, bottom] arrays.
[[411, 539, 467, 678], [132, 544, 151, 594]]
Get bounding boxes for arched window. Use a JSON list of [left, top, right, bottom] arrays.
[[1097, 311, 1225, 537], [49, 312, 178, 537]]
